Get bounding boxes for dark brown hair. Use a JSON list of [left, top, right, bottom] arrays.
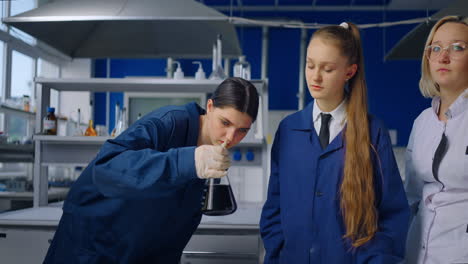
[[211, 77, 259, 122]]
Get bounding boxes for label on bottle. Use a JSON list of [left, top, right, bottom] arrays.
[[43, 120, 56, 130], [243, 71, 251, 80], [234, 67, 241, 78]]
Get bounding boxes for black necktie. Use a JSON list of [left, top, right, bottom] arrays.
[[319, 113, 332, 149], [432, 133, 448, 184]]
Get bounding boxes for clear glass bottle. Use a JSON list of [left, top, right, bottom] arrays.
[[112, 107, 127, 137], [23, 95, 30, 112], [43, 107, 57, 135], [84, 120, 97, 136], [73, 108, 83, 136], [111, 103, 120, 137], [233, 55, 251, 80]]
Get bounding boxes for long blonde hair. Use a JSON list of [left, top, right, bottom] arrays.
[[312, 22, 377, 248], [420, 16, 468, 98]]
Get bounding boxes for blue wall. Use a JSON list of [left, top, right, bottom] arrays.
[[94, 10, 434, 146]]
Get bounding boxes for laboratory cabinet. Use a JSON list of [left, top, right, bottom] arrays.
[[0, 227, 55, 263], [0, 205, 60, 264], [0, 229, 261, 264], [182, 203, 264, 264], [182, 229, 261, 264], [0, 203, 265, 264]]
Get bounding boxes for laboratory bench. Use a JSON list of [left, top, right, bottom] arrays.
[[0, 202, 264, 264]]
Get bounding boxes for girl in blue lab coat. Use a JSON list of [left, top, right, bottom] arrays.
[[43, 77, 259, 264], [260, 22, 410, 263]]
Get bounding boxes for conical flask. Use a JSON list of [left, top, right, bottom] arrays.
[[202, 175, 237, 216], [208, 34, 227, 80]]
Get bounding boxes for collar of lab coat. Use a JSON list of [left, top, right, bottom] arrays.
[[431, 88, 468, 119], [186, 102, 206, 146], [290, 102, 344, 154], [291, 102, 314, 131]]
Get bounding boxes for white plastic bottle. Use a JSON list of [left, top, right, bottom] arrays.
[[233, 55, 251, 80], [173, 61, 184, 80], [192, 61, 206, 80]]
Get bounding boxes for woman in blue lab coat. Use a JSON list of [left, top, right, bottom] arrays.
[[43, 77, 259, 264], [260, 22, 410, 263]]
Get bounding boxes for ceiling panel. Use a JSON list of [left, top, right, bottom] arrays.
[[242, 0, 276, 5], [278, 0, 314, 5], [197, 0, 450, 10], [353, 0, 391, 5], [315, 0, 351, 6], [196, 0, 232, 6]]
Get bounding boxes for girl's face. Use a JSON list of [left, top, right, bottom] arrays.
[[305, 37, 356, 109], [428, 22, 468, 90], [205, 99, 252, 148]]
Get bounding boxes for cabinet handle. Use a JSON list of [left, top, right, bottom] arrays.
[[0, 233, 6, 238]]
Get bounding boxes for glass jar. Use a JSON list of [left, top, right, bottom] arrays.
[[233, 55, 251, 80], [43, 107, 57, 135]]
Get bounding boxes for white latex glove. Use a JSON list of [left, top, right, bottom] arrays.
[[195, 144, 231, 179]]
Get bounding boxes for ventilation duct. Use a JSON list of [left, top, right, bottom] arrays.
[[385, 0, 467, 60], [3, 0, 241, 59]]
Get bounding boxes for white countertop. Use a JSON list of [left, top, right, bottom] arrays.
[[0, 187, 68, 200], [0, 202, 62, 227], [201, 202, 262, 228], [0, 202, 262, 229]]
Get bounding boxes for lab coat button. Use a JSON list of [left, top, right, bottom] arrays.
[[315, 191, 323, 197]]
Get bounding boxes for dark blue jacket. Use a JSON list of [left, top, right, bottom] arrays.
[[44, 102, 206, 264], [260, 102, 410, 264]]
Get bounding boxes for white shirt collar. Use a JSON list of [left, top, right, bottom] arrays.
[[431, 88, 468, 119], [312, 99, 347, 145], [313, 99, 347, 125]]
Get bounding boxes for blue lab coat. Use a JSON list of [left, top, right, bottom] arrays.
[[260, 102, 410, 264], [44, 102, 206, 264]]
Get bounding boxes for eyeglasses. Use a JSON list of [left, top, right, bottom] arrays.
[[425, 42, 467, 61]]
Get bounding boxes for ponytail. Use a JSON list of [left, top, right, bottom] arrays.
[[313, 22, 377, 247]]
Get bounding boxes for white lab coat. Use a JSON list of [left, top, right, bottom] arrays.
[[405, 89, 468, 264]]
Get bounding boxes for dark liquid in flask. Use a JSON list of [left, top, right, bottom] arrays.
[[202, 184, 237, 216]]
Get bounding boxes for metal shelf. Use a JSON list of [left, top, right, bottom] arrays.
[[33, 136, 108, 166], [35, 77, 267, 93], [33, 135, 110, 143], [32, 135, 262, 166], [0, 144, 34, 163], [33, 135, 263, 146], [0, 103, 35, 120]]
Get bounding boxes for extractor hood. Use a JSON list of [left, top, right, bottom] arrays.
[[385, 0, 467, 60], [3, 0, 241, 59]]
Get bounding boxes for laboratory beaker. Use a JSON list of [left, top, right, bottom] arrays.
[[202, 176, 237, 216]]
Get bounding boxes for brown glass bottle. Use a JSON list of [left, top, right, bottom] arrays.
[[43, 107, 57, 135], [84, 120, 97, 136]]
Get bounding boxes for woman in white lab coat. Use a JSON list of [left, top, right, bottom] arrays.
[[405, 15, 468, 264]]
